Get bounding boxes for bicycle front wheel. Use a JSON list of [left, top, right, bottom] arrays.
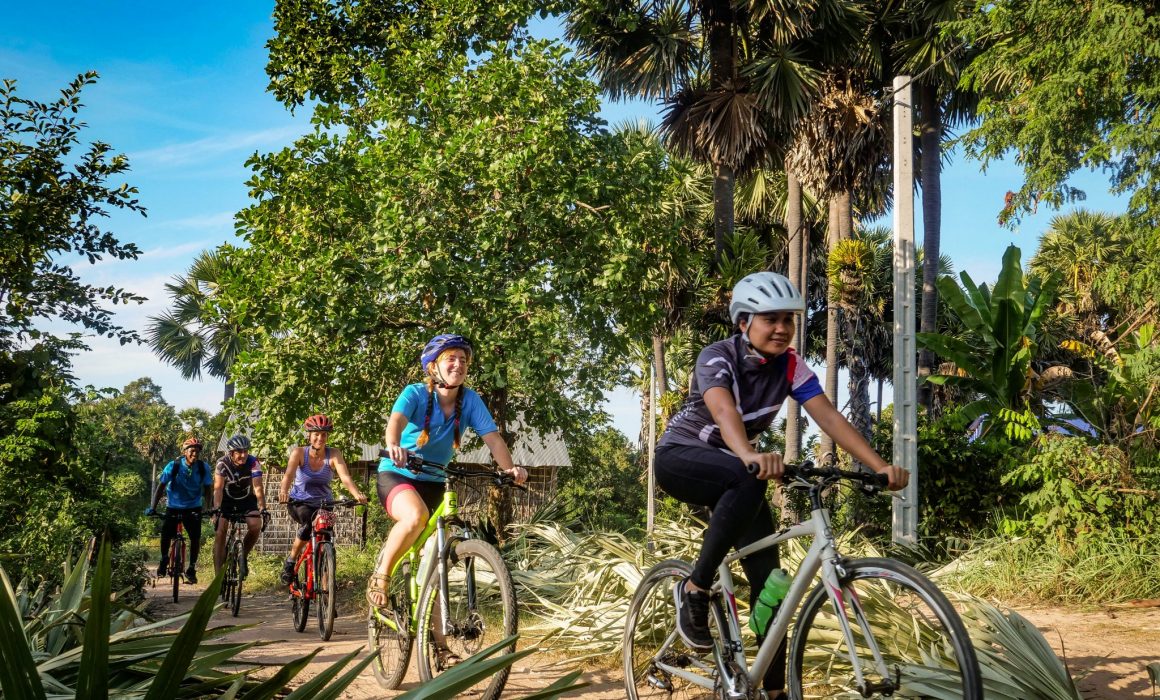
[[368, 562, 414, 690], [171, 538, 184, 604], [229, 541, 244, 617], [788, 557, 982, 700], [416, 539, 516, 700], [623, 559, 726, 700], [317, 542, 337, 640]]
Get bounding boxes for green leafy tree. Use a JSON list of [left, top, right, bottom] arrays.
[[0, 73, 145, 351], [959, 0, 1160, 226], [147, 249, 246, 401], [917, 245, 1062, 440]]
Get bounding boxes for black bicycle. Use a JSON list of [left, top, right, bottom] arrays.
[[215, 510, 269, 616]]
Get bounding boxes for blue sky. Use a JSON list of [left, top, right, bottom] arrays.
[[4, 4, 1130, 439]]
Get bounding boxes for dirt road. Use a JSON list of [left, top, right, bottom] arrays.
[[147, 581, 1159, 698]]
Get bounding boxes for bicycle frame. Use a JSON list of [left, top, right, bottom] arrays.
[[291, 517, 333, 600], [652, 505, 889, 695], [382, 486, 463, 636]]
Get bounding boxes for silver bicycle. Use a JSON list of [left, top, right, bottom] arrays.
[[623, 461, 982, 699]]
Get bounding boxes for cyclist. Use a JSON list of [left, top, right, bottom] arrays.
[[145, 436, 214, 584], [278, 414, 369, 584], [657, 271, 909, 699], [367, 333, 528, 611], [211, 434, 270, 578]]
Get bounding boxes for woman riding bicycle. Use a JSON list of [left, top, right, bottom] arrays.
[[146, 436, 213, 584], [278, 414, 369, 584], [366, 333, 528, 611], [211, 434, 269, 578], [657, 271, 909, 699]]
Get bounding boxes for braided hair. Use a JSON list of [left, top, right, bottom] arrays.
[[416, 356, 467, 449]]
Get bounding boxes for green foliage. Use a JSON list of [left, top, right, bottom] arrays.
[[0, 73, 145, 349], [230, 38, 686, 451], [556, 427, 645, 533], [917, 245, 1060, 439], [1003, 434, 1160, 543], [0, 542, 375, 699], [959, 0, 1160, 226]]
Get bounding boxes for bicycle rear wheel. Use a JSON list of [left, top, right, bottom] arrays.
[[788, 557, 982, 700], [316, 542, 337, 640], [623, 559, 727, 700], [416, 539, 516, 700], [368, 562, 414, 689], [229, 540, 244, 617]]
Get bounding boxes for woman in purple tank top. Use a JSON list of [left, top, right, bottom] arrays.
[[277, 413, 369, 585]]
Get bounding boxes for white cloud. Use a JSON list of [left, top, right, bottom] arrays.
[[131, 125, 303, 167]]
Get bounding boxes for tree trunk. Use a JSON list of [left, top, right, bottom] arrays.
[[652, 335, 668, 400], [877, 378, 884, 425], [705, 0, 735, 269], [918, 84, 942, 411], [486, 387, 513, 543], [224, 381, 235, 402], [819, 196, 843, 461], [785, 170, 803, 462]]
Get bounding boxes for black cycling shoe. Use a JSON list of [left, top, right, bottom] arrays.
[[185, 567, 198, 585], [672, 577, 713, 651], [156, 560, 168, 578], [280, 559, 296, 585]]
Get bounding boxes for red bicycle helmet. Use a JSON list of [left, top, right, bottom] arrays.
[[303, 414, 333, 432], [181, 437, 203, 450]]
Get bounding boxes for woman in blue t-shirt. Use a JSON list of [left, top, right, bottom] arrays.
[[366, 334, 527, 610]]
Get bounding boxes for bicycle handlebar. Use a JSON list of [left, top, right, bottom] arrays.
[[745, 460, 890, 491], [377, 450, 529, 491], [287, 497, 360, 508]]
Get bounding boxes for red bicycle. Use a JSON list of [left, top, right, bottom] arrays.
[[151, 509, 205, 604], [287, 497, 357, 640]]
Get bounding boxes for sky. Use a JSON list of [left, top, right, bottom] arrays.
[[3, 4, 1131, 441]]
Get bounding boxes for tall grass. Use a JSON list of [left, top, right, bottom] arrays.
[[937, 531, 1160, 605]]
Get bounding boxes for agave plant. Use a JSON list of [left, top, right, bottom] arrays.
[[0, 540, 375, 699]]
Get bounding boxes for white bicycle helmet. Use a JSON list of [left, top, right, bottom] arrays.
[[729, 271, 805, 324]]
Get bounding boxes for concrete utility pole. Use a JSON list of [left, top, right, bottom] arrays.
[[891, 75, 919, 545], [646, 359, 657, 545]]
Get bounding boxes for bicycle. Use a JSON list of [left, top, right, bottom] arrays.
[[215, 510, 269, 617], [150, 509, 203, 604], [367, 453, 522, 700], [623, 461, 983, 700], [286, 497, 357, 640]]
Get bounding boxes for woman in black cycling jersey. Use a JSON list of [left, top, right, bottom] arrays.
[[211, 435, 269, 578], [657, 271, 909, 700]]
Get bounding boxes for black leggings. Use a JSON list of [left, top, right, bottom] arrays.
[[160, 508, 203, 566], [654, 443, 786, 691]]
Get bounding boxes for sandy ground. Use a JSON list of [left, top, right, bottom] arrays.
[[146, 578, 1160, 698]]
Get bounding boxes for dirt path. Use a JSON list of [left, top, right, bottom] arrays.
[[147, 580, 1160, 698]]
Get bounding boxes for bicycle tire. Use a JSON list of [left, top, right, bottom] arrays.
[[623, 559, 729, 700], [171, 538, 184, 604], [229, 540, 244, 617], [416, 538, 516, 700], [292, 553, 310, 633], [788, 557, 982, 700], [220, 534, 234, 603], [368, 561, 414, 689], [317, 542, 337, 640]]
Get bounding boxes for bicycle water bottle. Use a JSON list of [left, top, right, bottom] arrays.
[[749, 568, 792, 636]]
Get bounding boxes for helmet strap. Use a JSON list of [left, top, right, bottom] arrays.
[[740, 323, 773, 365]]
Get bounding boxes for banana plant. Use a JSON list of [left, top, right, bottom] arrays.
[[917, 245, 1063, 440]]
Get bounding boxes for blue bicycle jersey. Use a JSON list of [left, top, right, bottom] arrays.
[[378, 383, 498, 482], [159, 457, 213, 509]]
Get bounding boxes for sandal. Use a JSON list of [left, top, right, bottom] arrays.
[[366, 573, 390, 611]]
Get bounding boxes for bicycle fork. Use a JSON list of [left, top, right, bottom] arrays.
[[818, 558, 897, 696]]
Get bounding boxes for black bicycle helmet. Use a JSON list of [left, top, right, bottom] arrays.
[[226, 434, 252, 451]]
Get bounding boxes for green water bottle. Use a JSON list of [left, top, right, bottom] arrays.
[[749, 568, 792, 636]]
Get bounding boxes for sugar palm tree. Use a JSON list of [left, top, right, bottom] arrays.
[[146, 248, 244, 401], [565, 0, 866, 269]]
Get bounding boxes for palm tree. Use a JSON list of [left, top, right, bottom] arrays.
[[146, 249, 244, 401], [893, 0, 980, 410], [565, 0, 865, 269]]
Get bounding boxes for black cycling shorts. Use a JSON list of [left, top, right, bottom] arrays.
[[377, 470, 444, 517], [287, 502, 321, 541], [220, 495, 259, 518]]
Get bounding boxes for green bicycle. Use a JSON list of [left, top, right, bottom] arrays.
[[367, 453, 521, 699]]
